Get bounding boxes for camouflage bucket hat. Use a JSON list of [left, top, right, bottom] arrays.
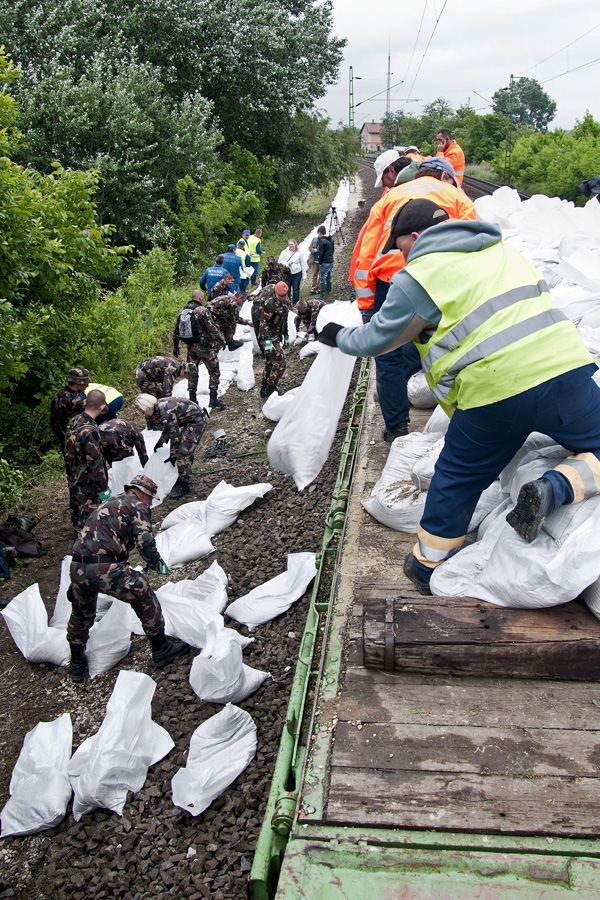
[[124, 474, 158, 497], [66, 367, 91, 385]]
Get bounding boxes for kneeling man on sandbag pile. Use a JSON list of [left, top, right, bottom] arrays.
[[136, 393, 208, 500], [67, 474, 189, 682], [318, 199, 600, 595]]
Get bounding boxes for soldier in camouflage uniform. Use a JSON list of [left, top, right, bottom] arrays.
[[259, 282, 290, 398], [99, 419, 149, 468], [66, 474, 189, 682], [207, 272, 235, 303], [134, 356, 194, 399], [208, 291, 247, 351], [63, 389, 110, 531], [136, 393, 209, 500], [50, 367, 91, 453], [173, 290, 227, 410], [260, 256, 291, 288], [294, 297, 325, 338]]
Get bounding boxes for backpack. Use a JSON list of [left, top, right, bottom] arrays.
[[178, 307, 201, 343]]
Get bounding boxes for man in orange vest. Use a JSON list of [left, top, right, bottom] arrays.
[[436, 129, 465, 185]]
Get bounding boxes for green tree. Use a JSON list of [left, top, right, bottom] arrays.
[[492, 77, 557, 132]]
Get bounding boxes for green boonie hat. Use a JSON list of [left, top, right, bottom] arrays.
[[66, 367, 91, 385], [124, 474, 158, 498]]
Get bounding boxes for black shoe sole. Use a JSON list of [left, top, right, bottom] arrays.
[[506, 481, 553, 543], [403, 554, 432, 596]]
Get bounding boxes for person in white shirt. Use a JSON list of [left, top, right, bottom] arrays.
[[278, 239, 307, 306]]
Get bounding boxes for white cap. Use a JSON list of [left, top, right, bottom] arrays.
[[136, 393, 157, 415], [374, 149, 400, 187]]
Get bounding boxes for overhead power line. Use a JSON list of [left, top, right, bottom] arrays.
[[405, 0, 448, 104]]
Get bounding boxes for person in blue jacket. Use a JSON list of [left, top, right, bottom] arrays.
[[200, 256, 228, 295], [220, 244, 245, 290]]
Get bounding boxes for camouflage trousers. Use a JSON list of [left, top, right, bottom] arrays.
[[262, 341, 286, 389], [134, 376, 170, 398], [68, 478, 101, 531], [175, 416, 208, 484], [251, 306, 265, 353], [187, 344, 220, 393], [67, 560, 165, 647]]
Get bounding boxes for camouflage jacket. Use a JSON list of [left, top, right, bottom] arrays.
[[99, 419, 148, 464], [64, 413, 108, 493], [50, 386, 86, 448], [294, 298, 325, 334], [173, 304, 225, 355], [208, 295, 239, 341], [135, 356, 181, 395], [260, 294, 290, 343], [260, 258, 291, 287], [72, 491, 160, 568], [152, 397, 209, 446], [207, 278, 234, 303]]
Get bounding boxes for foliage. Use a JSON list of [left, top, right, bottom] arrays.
[[0, 456, 28, 513], [492, 77, 557, 132]]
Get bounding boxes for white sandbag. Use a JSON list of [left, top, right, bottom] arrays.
[[50, 555, 73, 629], [204, 480, 272, 535], [235, 340, 255, 391], [468, 480, 508, 534], [430, 499, 600, 609], [86, 599, 132, 678], [499, 433, 566, 494], [158, 591, 224, 648], [299, 341, 321, 359], [157, 560, 229, 614], [226, 552, 317, 630], [294, 332, 308, 346], [407, 371, 436, 408], [583, 578, 600, 621], [1, 584, 70, 666], [268, 300, 362, 490], [108, 454, 143, 499], [0, 714, 73, 837], [423, 404, 450, 435], [142, 433, 179, 507], [69, 671, 174, 821], [560, 246, 600, 294], [160, 500, 207, 531], [189, 623, 269, 703], [576, 324, 600, 358], [411, 437, 445, 490], [171, 704, 257, 817], [262, 388, 299, 422], [287, 310, 297, 344], [155, 521, 215, 568]]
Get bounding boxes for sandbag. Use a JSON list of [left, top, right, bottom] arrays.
[[235, 340, 255, 391], [204, 480, 272, 535], [1, 584, 70, 666], [158, 591, 224, 648], [160, 499, 207, 531], [50, 555, 73, 629], [407, 370, 436, 408], [142, 430, 179, 507], [411, 437, 445, 491], [423, 405, 450, 435], [108, 454, 143, 499], [262, 388, 300, 422], [226, 552, 316, 630], [155, 522, 215, 568], [157, 560, 229, 614], [268, 300, 361, 490], [69, 671, 174, 821], [0, 713, 73, 837], [171, 704, 257, 817], [299, 341, 321, 359], [189, 622, 270, 703], [86, 599, 132, 678]]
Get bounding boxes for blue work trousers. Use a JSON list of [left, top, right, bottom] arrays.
[[287, 271, 302, 306], [421, 364, 600, 542], [373, 279, 422, 430], [250, 262, 260, 286]]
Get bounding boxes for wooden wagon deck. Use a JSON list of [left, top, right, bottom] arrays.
[[319, 368, 600, 838]]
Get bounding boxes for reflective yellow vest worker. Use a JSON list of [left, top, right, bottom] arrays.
[[246, 234, 262, 263], [407, 241, 592, 418]]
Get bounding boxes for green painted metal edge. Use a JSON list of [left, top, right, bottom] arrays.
[[249, 358, 370, 900]]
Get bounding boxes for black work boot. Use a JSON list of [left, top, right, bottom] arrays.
[[264, 384, 283, 398], [506, 478, 555, 543], [383, 421, 409, 442], [403, 552, 433, 596], [68, 643, 87, 683], [260, 383, 268, 399], [150, 635, 190, 667], [169, 479, 190, 501], [188, 389, 197, 403], [209, 390, 226, 409], [227, 340, 244, 351]]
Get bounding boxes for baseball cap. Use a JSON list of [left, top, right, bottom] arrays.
[[66, 367, 91, 385], [227, 243, 236, 250], [124, 474, 158, 498], [374, 149, 400, 187], [381, 200, 450, 254], [242, 229, 250, 235], [275, 281, 289, 297], [418, 156, 458, 183]]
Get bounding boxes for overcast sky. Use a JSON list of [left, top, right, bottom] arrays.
[[319, 0, 600, 136]]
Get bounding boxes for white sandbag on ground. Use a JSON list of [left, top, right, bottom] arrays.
[[411, 437, 445, 491], [109, 454, 143, 499], [407, 371, 436, 408], [583, 579, 600, 621], [142, 431, 179, 507], [287, 310, 297, 344], [171, 704, 257, 817], [0, 714, 73, 837], [262, 388, 299, 422], [160, 500, 207, 530], [157, 560, 229, 614], [474, 186, 522, 229], [158, 592, 224, 648], [423, 405, 450, 435], [50, 555, 73, 629], [189, 623, 270, 703], [226, 552, 317, 630], [235, 341, 255, 391], [86, 599, 132, 678], [69, 671, 174, 821], [204, 481, 272, 535], [268, 300, 362, 490], [155, 522, 215, 568], [1, 584, 70, 666], [299, 341, 321, 359]]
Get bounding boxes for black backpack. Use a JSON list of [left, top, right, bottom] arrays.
[[178, 306, 201, 343]]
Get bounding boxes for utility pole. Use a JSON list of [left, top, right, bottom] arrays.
[[349, 65, 355, 128], [385, 47, 391, 119], [503, 73, 514, 186]]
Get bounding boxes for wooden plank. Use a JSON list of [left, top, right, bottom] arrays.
[[332, 722, 600, 776], [336, 670, 600, 730], [327, 767, 600, 835]]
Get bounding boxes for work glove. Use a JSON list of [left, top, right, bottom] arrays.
[[264, 338, 273, 354], [165, 454, 177, 465], [154, 439, 164, 453], [140, 455, 149, 468], [157, 560, 170, 576], [98, 489, 111, 502], [283, 335, 289, 348], [317, 322, 343, 347]]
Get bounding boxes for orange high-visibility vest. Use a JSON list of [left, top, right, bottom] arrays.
[[436, 140, 465, 184]]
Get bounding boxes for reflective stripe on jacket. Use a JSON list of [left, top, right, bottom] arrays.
[[436, 140, 465, 183]]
